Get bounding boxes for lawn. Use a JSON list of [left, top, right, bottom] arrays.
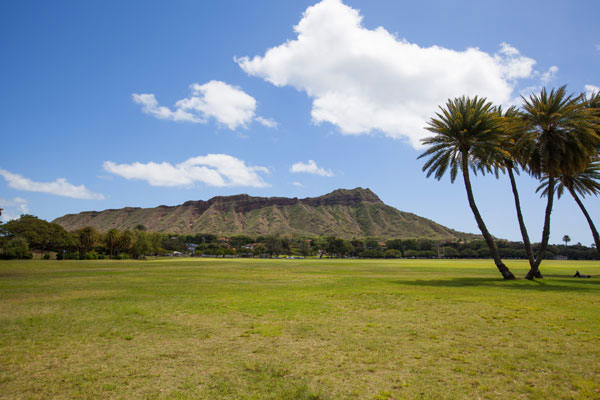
[[0, 258, 599, 399]]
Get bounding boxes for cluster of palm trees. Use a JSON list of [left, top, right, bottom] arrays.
[[419, 86, 600, 280]]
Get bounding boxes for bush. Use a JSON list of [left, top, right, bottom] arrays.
[[419, 250, 437, 258], [460, 249, 477, 258], [43, 254, 51, 260], [65, 252, 79, 260], [403, 249, 419, 258], [384, 249, 402, 258], [361, 249, 384, 258], [56, 251, 64, 260]]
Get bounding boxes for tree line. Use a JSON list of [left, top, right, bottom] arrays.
[[1, 215, 596, 260], [419, 86, 600, 279], [0, 216, 182, 260]]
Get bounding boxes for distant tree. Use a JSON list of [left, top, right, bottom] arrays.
[[131, 230, 151, 259], [105, 229, 120, 258], [350, 239, 365, 256], [253, 244, 267, 257], [364, 238, 379, 250], [563, 235, 571, 247], [1, 236, 32, 259], [135, 224, 147, 231], [1, 215, 74, 254], [78, 226, 98, 258], [265, 235, 283, 258], [299, 240, 311, 257], [443, 247, 460, 258], [118, 230, 134, 255]]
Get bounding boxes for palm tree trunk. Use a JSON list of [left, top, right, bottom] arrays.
[[569, 187, 600, 256], [507, 167, 535, 268], [462, 154, 515, 279], [527, 176, 555, 279]]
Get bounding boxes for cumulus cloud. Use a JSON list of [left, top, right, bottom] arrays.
[[540, 66, 559, 84], [103, 154, 270, 188], [0, 169, 104, 200], [585, 84, 599, 97], [133, 80, 277, 130], [236, 0, 540, 148], [290, 160, 334, 177], [0, 197, 29, 222]]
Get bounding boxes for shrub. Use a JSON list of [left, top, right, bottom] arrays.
[[43, 254, 51, 260], [384, 249, 402, 258], [419, 250, 437, 258], [403, 250, 419, 258], [361, 249, 384, 258]]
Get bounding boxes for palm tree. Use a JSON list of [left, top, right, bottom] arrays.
[[78, 226, 97, 258], [562, 235, 571, 247], [494, 106, 536, 269], [419, 96, 516, 279], [537, 159, 600, 256], [105, 228, 120, 258], [519, 86, 600, 279]]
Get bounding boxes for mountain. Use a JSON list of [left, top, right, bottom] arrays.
[[53, 188, 475, 240]]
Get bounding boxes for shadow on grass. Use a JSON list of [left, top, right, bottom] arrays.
[[394, 276, 600, 292]]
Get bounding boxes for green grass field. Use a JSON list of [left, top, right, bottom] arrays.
[[1, 258, 599, 399]]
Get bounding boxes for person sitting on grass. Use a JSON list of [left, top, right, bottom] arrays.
[[573, 271, 591, 278]]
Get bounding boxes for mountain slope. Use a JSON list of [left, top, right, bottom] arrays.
[[53, 188, 475, 239]]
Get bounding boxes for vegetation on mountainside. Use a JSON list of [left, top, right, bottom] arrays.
[[52, 188, 474, 240]]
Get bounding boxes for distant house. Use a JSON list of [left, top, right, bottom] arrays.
[[172, 251, 183, 257], [186, 243, 198, 252]]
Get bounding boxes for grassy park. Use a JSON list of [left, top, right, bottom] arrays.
[[1, 258, 599, 399]]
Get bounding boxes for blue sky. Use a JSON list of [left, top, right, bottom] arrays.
[[1, 0, 599, 245]]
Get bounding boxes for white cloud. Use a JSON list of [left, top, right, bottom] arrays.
[[290, 160, 334, 177], [255, 116, 279, 128], [585, 84, 599, 97], [596, 44, 600, 52], [236, 0, 539, 148], [0, 169, 104, 200], [103, 154, 270, 188], [292, 181, 304, 187], [0, 197, 29, 222], [540, 66, 559, 84], [133, 80, 277, 130]]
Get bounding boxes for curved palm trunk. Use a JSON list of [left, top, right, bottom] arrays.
[[527, 176, 555, 279], [569, 187, 600, 256], [462, 154, 515, 279], [507, 167, 535, 268]]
